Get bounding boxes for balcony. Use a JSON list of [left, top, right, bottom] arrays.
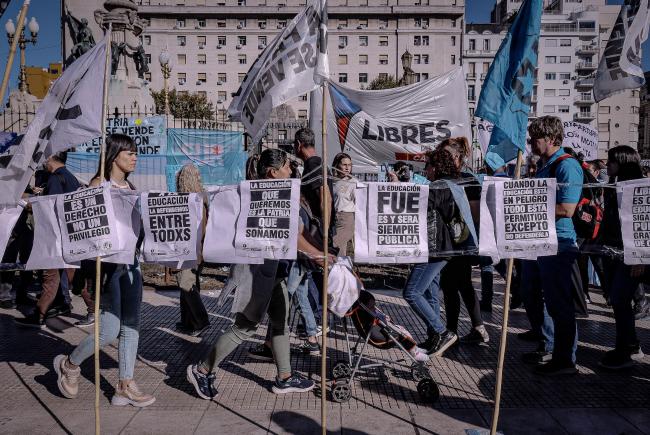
[[576, 77, 594, 88], [480, 73, 488, 80], [576, 61, 597, 71], [466, 73, 476, 80], [574, 111, 595, 120], [576, 44, 598, 55], [574, 93, 594, 104]]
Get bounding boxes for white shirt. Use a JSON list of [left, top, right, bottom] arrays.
[[333, 177, 357, 213]]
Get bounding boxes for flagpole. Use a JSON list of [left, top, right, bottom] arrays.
[[320, 82, 330, 435], [0, 0, 30, 106], [94, 23, 112, 435], [490, 150, 523, 435]]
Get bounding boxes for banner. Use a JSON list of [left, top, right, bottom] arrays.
[[478, 177, 500, 260], [475, 0, 542, 169], [103, 189, 141, 265], [0, 32, 109, 206], [228, 0, 329, 144], [0, 203, 24, 261], [141, 192, 201, 267], [594, 0, 649, 102], [620, 179, 650, 264], [76, 116, 167, 155], [57, 184, 120, 262], [562, 121, 598, 161], [494, 178, 557, 258], [366, 183, 429, 264], [313, 68, 471, 173], [235, 179, 300, 259]]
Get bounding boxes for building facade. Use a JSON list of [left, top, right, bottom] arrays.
[[639, 71, 650, 159], [25, 63, 63, 100], [464, 0, 641, 159]]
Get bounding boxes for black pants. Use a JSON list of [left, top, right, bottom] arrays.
[[441, 256, 483, 334]]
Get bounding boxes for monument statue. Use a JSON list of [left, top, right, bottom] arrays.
[[64, 8, 96, 66]]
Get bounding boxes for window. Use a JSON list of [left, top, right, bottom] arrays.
[[414, 17, 429, 28], [278, 130, 287, 141], [422, 36, 429, 46], [177, 36, 186, 46], [422, 73, 429, 80], [469, 39, 476, 50], [238, 73, 246, 83], [560, 56, 571, 63], [559, 72, 571, 80], [422, 54, 429, 64], [299, 94, 308, 101], [298, 110, 307, 120], [483, 39, 490, 51], [451, 54, 456, 64], [217, 73, 226, 83], [177, 54, 186, 64], [631, 106, 639, 114], [238, 19, 247, 28], [197, 91, 207, 98], [379, 36, 388, 46], [546, 56, 557, 64], [482, 62, 489, 73], [359, 73, 368, 83], [339, 36, 347, 48], [558, 105, 569, 113], [238, 36, 247, 46], [545, 39, 558, 47], [630, 123, 638, 133], [176, 18, 185, 28], [197, 18, 206, 28], [258, 19, 267, 29], [197, 54, 206, 64], [178, 91, 188, 96], [545, 72, 557, 80], [145, 54, 151, 64], [414, 54, 421, 65], [197, 72, 206, 83], [379, 18, 388, 28], [339, 73, 348, 83], [379, 73, 388, 80], [197, 36, 206, 47], [143, 35, 151, 45], [560, 39, 571, 47], [359, 54, 368, 65], [451, 19, 456, 27], [543, 105, 555, 113], [451, 36, 456, 46], [238, 54, 247, 64], [358, 18, 368, 28], [258, 36, 267, 46], [278, 20, 287, 28], [238, 0, 246, 5], [468, 85, 476, 101], [558, 89, 570, 96], [414, 36, 421, 46], [359, 36, 368, 46], [217, 19, 226, 28], [599, 106, 610, 114], [338, 18, 348, 28], [218, 54, 226, 64], [338, 54, 348, 65], [379, 54, 388, 65], [177, 72, 186, 85], [544, 89, 556, 97], [144, 72, 151, 81], [218, 36, 226, 46]]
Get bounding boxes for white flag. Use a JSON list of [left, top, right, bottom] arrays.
[[227, 0, 329, 144], [594, 0, 649, 102], [0, 32, 109, 206]]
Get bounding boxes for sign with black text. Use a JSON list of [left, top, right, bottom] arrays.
[[76, 116, 167, 155], [562, 121, 598, 161], [620, 179, 650, 264]]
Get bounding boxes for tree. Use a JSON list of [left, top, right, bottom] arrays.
[[150, 89, 215, 119], [365, 75, 399, 90]]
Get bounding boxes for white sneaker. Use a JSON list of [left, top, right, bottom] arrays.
[[410, 346, 430, 362], [111, 380, 156, 407]]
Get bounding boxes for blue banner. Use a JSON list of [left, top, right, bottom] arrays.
[[475, 0, 542, 170]]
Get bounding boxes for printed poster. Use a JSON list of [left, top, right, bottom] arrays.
[[620, 179, 650, 264], [103, 189, 141, 265], [0, 203, 24, 261], [235, 179, 300, 260], [478, 177, 500, 260], [75, 116, 167, 155]]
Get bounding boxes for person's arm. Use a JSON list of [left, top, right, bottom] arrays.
[[554, 160, 583, 220], [555, 202, 578, 218]]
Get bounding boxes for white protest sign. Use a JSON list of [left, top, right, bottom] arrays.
[[0, 203, 24, 261], [620, 179, 650, 264], [76, 116, 167, 155], [478, 177, 500, 260], [495, 178, 558, 258], [366, 183, 429, 264], [57, 185, 120, 262], [26, 196, 78, 270], [562, 121, 598, 161], [235, 179, 300, 260], [353, 183, 371, 263], [141, 192, 200, 266], [103, 189, 141, 265], [203, 186, 263, 264]]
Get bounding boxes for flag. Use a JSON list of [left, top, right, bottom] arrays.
[[475, 0, 542, 170], [227, 0, 329, 144], [0, 32, 109, 206], [594, 0, 649, 102]]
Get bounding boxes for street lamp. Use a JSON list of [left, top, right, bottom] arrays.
[[5, 16, 38, 93], [158, 48, 171, 116]]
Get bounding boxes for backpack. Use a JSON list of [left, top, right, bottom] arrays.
[[550, 154, 603, 240]]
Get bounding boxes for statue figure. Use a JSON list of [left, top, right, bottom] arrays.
[[64, 9, 96, 66], [132, 45, 149, 79], [110, 42, 126, 76]]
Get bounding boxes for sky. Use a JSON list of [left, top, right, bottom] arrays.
[[0, 0, 647, 96]]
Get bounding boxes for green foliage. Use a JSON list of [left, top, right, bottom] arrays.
[[366, 75, 399, 90], [150, 88, 215, 119]]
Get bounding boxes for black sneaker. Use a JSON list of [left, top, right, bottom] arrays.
[[15, 312, 45, 329], [534, 360, 578, 376], [271, 372, 315, 394], [45, 303, 72, 319], [599, 349, 634, 370], [418, 333, 440, 353], [0, 299, 16, 309], [75, 313, 95, 327], [248, 344, 274, 362], [460, 326, 489, 344], [186, 364, 217, 400], [430, 330, 458, 357], [297, 340, 320, 355], [521, 350, 552, 365], [517, 330, 543, 342]]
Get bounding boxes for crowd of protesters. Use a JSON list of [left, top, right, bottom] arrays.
[[0, 116, 648, 406]]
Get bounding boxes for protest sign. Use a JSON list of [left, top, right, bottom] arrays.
[[57, 184, 119, 262], [365, 183, 429, 264], [353, 183, 371, 262], [76, 116, 167, 155], [235, 179, 300, 260], [494, 178, 557, 258], [562, 121, 598, 161], [0, 203, 24, 262], [103, 189, 141, 265], [478, 177, 500, 260], [26, 196, 78, 270], [141, 192, 201, 267], [203, 186, 263, 264], [620, 179, 650, 264]]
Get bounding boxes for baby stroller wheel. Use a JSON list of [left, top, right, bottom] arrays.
[[332, 360, 352, 379], [417, 378, 439, 403], [411, 363, 430, 382], [331, 379, 352, 403]]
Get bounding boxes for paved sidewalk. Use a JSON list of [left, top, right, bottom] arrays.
[[0, 271, 648, 435]]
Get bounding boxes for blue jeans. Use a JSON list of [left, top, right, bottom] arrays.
[[70, 262, 143, 380], [403, 260, 447, 336], [602, 258, 640, 350], [288, 263, 319, 338]]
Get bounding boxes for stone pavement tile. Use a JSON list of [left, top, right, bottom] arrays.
[[613, 408, 650, 435], [121, 410, 205, 435], [341, 408, 415, 435], [547, 408, 645, 435], [269, 408, 342, 435], [411, 408, 487, 435], [58, 408, 138, 435], [478, 408, 567, 435], [0, 412, 68, 435], [194, 404, 271, 435]]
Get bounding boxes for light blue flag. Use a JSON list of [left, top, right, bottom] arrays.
[[475, 0, 542, 170]]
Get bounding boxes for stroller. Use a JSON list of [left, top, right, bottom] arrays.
[[330, 289, 439, 404]]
